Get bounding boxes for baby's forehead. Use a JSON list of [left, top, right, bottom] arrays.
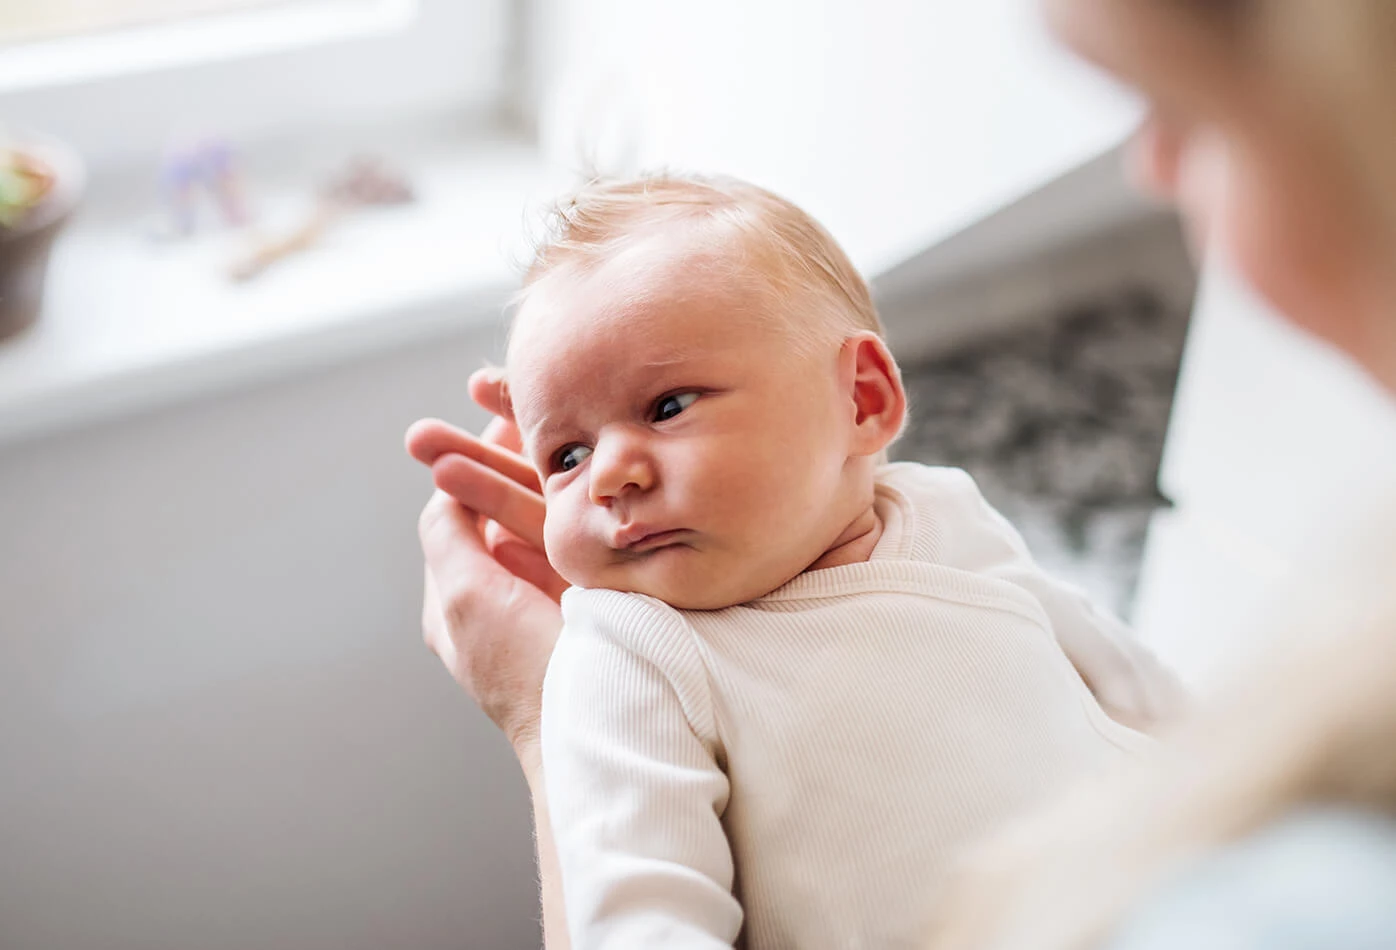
[[509, 275, 720, 397], [506, 244, 790, 428], [528, 230, 744, 311], [510, 234, 766, 357]]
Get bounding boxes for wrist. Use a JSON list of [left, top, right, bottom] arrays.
[[480, 684, 544, 761], [510, 721, 544, 775]]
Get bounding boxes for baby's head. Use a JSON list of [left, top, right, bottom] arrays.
[[505, 174, 906, 609]]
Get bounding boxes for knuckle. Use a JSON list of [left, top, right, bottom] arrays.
[[438, 576, 484, 630]]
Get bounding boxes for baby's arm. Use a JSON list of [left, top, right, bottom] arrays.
[[542, 591, 741, 949], [1001, 549, 1185, 734], [940, 469, 1186, 733]]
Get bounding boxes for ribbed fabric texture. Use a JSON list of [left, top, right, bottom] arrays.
[[542, 463, 1177, 949]]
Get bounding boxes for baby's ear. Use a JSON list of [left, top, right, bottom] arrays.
[[841, 332, 907, 457]]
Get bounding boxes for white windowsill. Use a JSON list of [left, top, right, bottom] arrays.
[[0, 127, 569, 447]]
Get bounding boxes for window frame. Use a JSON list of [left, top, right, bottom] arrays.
[[0, 0, 515, 172]]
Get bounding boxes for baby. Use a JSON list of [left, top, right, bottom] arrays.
[[503, 174, 1181, 948]]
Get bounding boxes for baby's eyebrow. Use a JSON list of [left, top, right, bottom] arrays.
[[519, 398, 590, 454], [515, 350, 705, 449], [518, 409, 565, 454], [507, 381, 552, 434], [526, 417, 563, 446], [637, 353, 693, 369]]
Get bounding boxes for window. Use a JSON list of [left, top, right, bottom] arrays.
[[1, 0, 300, 46], [0, 0, 514, 171]]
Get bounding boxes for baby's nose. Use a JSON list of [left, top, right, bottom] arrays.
[[588, 429, 656, 504]]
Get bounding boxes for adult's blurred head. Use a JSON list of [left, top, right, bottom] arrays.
[[1045, 0, 1396, 390]]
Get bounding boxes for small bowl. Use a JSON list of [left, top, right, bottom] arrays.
[[0, 133, 87, 341]]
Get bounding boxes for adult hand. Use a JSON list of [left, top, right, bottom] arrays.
[[407, 368, 566, 750]]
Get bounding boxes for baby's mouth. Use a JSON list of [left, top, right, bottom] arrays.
[[613, 527, 692, 553]]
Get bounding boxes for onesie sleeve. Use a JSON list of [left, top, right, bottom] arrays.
[[931, 467, 1187, 733], [542, 588, 741, 949]]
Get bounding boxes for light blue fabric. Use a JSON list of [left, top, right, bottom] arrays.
[[1105, 807, 1396, 950]]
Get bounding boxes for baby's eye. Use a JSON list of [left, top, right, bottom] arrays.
[[554, 444, 592, 472], [653, 392, 699, 422]]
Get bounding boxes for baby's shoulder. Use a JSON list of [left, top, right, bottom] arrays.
[[554, 589, 715, 724], [560, 587, 699, 660], [874, 461, 1020, 568], [876, 461, 989, 512]]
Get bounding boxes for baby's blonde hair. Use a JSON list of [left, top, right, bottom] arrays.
[[514, 173, 884, 353]]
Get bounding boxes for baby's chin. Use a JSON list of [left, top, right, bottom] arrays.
[[560, 549, 774, 611]]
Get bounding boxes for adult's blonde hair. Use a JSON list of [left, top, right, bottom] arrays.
[[1118, 0, 1396, 234], [515, 173, 884, 351], [1245, 1, 1396, 233]]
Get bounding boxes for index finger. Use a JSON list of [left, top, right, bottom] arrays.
[[405, 418, 539, 492], [431, 452, 546, 550]]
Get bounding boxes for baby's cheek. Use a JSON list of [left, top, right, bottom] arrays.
[[542, 500, 596, 589]]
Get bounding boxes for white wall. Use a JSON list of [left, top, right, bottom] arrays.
[[871, 146, 1169, 360], [528, 0, 1141, 276], [0, 321, 543, 949], [1133, 261, 1396, 686]]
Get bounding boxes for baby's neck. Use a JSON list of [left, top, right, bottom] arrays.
[[805, 503, 883, 573]]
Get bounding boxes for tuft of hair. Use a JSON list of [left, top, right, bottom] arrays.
[[514, 172, 885, 352]]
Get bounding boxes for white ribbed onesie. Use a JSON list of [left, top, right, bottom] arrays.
[[542, 463, 1180, 949]]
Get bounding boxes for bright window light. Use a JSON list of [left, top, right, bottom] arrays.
[[0, 0, 315, 46]]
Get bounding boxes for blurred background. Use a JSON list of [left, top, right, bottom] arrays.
[[2, 2, 1395, 948]]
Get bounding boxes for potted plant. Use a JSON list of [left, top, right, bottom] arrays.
[[0, 133, 84, 341]]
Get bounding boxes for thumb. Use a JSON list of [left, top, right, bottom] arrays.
[[469, 366, 511, 419]]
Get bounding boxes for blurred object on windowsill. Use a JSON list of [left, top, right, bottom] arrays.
[[153, 137, 251, 239], [228, 155, 413, 282]]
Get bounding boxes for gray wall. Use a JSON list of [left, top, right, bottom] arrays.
[[0, 322, 542, 949]]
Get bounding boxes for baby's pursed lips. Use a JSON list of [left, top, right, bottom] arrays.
[[612, 526, 691, 552]]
